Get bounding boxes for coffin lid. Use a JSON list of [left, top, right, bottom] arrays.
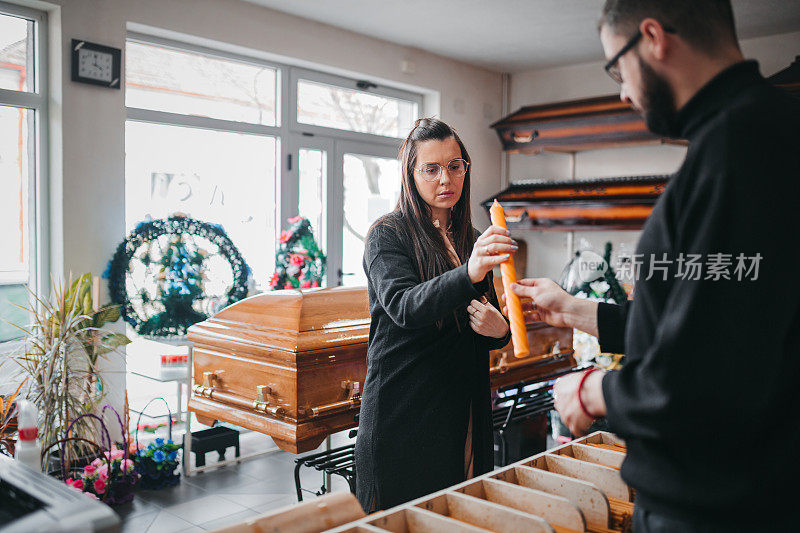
[[481, 174, 670, 231], [187, 286, 370, 354]]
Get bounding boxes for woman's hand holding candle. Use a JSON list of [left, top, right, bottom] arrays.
[[489, 200, 529, 358], [467, 225, 517, 284]]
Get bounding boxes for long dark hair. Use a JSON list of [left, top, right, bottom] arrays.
[[376, 118, 474, 283]]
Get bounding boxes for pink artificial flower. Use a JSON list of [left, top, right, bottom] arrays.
[[279, 230, 292, 243], [84, 491, 99, 500], [94, 478, 106, 495], [284, 281, 293, 289], [269, 272, 280, 288], [121, 459, 134, 472], [97, 464, 109, 481], [311, 280, 320, 288], [300, 281, 312, 289], [91, 458, 102, 468], [72, 478, 84, 491], [290, 254, 305, 267], [65, 478, 75, 487], [83, 464, 96, 475], [288, 216, 303, 223], [110, 449, 125, 460]]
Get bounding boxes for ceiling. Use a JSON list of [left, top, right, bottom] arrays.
[[242, 0, 800, 72]]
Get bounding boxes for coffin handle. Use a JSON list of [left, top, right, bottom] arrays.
[[308, 381, 362, 418], [253, 385, 285, 417]]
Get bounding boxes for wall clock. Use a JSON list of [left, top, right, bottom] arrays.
[[71, 39, 121, 89]]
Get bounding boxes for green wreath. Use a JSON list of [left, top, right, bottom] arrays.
[[106, 215, 249, 337]]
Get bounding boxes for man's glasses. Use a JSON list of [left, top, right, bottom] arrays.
[[414, 158, 469, 182], [604, 26, 676, 84]]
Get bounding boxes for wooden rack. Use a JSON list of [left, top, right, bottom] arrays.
[[328, 431, 633, 533]]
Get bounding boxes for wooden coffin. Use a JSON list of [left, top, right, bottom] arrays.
[[187, 287, 370, 454], [313, 431, 633, 533], [188, 286, 575, 454], [491, 94, 681, 154], [483, 175, 669, 231]]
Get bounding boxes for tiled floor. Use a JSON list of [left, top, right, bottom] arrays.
[[116, 423, 556, 532], [115, 429, 355, 533]]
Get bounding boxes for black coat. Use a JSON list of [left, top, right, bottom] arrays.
[[355, 212, 510, 512], [598, 61, 800, 526]]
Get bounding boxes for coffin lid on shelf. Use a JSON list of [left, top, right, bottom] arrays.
[[483, 174, 670, 231], [490, 94, 684, 153]]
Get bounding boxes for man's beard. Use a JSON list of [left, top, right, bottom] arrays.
[[637, 55, 679, 137]]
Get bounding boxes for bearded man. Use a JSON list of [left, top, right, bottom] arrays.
[[509, 1, 800, 530]]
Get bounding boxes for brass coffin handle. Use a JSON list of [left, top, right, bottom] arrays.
[[309, 380, 362, 418], [253, 384, 285, 417], [193, 371, 217, 398]]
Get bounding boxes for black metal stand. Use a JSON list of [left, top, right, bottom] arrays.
[[293, 429, 357, 501], [190, 426, 240, 467], [492, 366, 589, 466]]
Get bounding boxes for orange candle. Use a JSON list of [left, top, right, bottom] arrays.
[[489, 200, 529, 358]]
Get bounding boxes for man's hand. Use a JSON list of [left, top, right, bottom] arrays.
[[553, 370, 607, 437], [502, 278, 599, 336]]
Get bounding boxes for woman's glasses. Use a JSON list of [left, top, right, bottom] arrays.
[[414, 158, 469, 182]]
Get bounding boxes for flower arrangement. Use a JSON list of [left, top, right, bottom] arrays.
[[65, 447, 139, 503], [107, 215, 250, 337], [133, 437, 181, 489], [52, 405, 138, 506], [270, 216, 326, 290]]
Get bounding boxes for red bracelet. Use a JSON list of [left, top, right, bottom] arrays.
[[577, 368, 600, 419]]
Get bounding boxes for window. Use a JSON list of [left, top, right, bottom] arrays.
[[126, 38, 280, 289], [297, 78, 418, 138], [0, 4, 47, 344], [127, 40, 278, 126], [125, 122, 278, 284], [127, 35, 422, 292]]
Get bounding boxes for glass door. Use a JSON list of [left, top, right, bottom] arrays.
[[287, 134, 334, 285], [333, 141, 401, 287], [288, 136, 402, 287]]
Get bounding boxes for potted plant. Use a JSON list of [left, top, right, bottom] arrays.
[[10, 273, 130, 469]]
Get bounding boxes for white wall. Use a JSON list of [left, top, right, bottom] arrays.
[[507, 30, 800, 282], [29, 0, 504, 414]]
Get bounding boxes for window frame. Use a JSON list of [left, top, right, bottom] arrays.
[[125, 33, 423, 290], [0, 1, 49, 352], [290, 67, 423, 145]]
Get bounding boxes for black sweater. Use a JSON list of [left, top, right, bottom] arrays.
[[598, 61, 800, 525], [355, 212, 511, 512]]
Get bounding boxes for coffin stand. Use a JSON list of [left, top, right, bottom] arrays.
[[188, 286, 576, 454]]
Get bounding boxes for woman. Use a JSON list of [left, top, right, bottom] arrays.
[[355, 118, 517, 512]]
